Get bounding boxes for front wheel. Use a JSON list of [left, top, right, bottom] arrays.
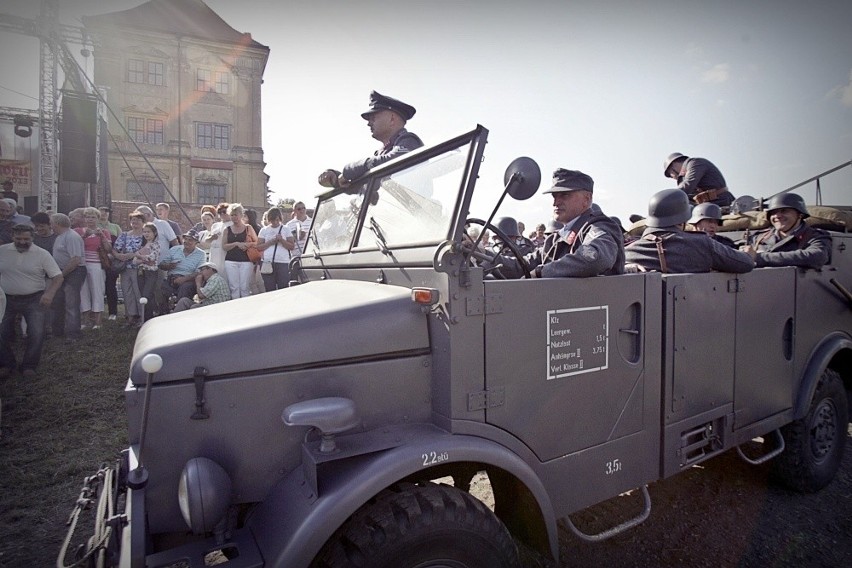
[[773, 368, 848, 492], [312, 482, 519, 568]]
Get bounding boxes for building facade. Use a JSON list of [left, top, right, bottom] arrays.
[[82, 0, 270, 227]]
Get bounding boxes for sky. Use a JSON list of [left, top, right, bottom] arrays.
[[1, 0, 850, 227]]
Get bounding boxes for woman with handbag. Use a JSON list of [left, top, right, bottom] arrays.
[[256, 207, 296, 292], [113, 213, 146, 326], [73, 207, 112, 329], [221, 203, 259, 298]]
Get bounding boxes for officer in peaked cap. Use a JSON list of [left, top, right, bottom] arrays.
[[663, 152, 735, 208], [318, 90, 423, 189], [624, 188, 754, 274], [739, 192, 831, 269], [492, 168, 625, 279]]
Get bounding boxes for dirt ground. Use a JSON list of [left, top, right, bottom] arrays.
[[491, 429, 852, 567], [2, 324, 849, 567]]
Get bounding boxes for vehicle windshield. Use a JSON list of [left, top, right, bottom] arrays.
[[306, 137, 476, 255]]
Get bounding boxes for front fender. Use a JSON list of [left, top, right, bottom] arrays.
[[794, 331, 852, 418], [247, 424, 557, 567]]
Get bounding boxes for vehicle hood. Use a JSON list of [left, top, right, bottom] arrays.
[[129, 280, 429, 385]]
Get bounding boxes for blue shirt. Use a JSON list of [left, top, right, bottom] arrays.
[[161, 245, 205, 276]]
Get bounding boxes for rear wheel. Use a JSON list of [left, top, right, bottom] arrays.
[[773, 369, 848, 492], [312, 482, 519, 568]]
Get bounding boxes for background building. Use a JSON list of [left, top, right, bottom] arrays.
[[82, 0, 270, 228]]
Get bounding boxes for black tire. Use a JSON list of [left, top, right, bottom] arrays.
[[312, 482, 520, 568], [773, 368, 848, 492]]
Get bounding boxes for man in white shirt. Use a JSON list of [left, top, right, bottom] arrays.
[[286, 202, 312, 258], [0, 224, 63, 377]]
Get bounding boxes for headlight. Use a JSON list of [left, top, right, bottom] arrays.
[[178, 457, 232, 534]]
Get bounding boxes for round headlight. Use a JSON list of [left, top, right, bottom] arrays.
[[178, 457, 232, 534]]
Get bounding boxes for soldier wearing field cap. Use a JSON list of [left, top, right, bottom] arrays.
[[496, 169, 625, 278], [740, 192, 831, 269], [663, 152, 735, 207], [318, 90, 423, 189], [625, 188, 753, 274]]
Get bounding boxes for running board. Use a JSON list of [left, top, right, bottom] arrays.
[[563, 485, 651, 542], [736, 429, 785, 465]]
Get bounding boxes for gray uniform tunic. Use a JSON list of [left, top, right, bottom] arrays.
[[748, 223, 831, 269], [625, 227, 754, 274], [677, 157, 734, 207], [497, 204, 625, 278], [342, 128, 423, 181]]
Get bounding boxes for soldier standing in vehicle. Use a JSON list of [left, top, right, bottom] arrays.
[[663, 152, 735, 208], [495, 169, 625, 278], [739, 192, 831, 269], [318, 91, 423, 189], [625, 188, 754, 274], [687, 203, 737, 248]]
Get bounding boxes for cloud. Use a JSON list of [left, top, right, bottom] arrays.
[[701, 63, 730, 84], [827, 69, 852, 107]]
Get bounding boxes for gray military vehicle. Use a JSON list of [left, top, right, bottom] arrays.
[[61, 126, 851, 567]]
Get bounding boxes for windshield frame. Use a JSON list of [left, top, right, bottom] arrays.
[[302, 125, 489, 268]]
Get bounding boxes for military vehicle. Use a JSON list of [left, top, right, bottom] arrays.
[[60, 126, 851, 567]]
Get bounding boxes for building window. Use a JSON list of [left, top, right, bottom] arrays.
[[196, 68, 230, 94], [197, 68, 211, 91], [198, 183, 227, 204], [128, 59, 145, 83], [127, 117, 145, 144], [148, 62, 164, 86], [196, 122, 230, 150], [214, 71, 229, 94], [127, 117, 164, 145], [128, 58, 164, 86], [127, 180, 165, 203], [146, 119, 164, 145]]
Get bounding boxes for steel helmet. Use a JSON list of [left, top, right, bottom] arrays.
[[544, 219, 564, 234], [663, 152, 688, 176], [765, 192, 809, 219], [647, 188, 691, 228], [688, 203, 723, 226], [495, 216, 520, 237]]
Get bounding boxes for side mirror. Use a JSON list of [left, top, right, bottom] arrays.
[[504, 157, 541, 201]]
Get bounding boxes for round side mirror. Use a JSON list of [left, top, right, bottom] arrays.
[[504, 157, 541, 201]]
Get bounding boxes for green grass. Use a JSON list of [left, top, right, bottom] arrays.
[[0, 320, 136, 568]]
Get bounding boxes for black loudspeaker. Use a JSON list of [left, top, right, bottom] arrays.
[[23, 195, 39, 216], [60, 94, 98, 183]]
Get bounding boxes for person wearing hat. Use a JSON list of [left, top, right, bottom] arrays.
[[625, 188, 754, 274], [318, 90, 423, 189], [491, 217, 535, 258], [159, 231, 206, 305], [663, 152, 735, 208], [739, 192, 831, 269], [172, 261, 231, 312], [495, 169, 625, 278], [687, 203, 737, 248]]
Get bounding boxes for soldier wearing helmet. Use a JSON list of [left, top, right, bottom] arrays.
[[491, 217, 535, 258], [687, 203, 737, 249], [663, 152, 735, 208], [739, 192, 831, 269], [494, 169, 625, 278], [624, 188, 753, 274], [318, 90, 423, 189]]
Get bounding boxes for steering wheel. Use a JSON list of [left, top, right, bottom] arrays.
[[465, 218, 531, 279]]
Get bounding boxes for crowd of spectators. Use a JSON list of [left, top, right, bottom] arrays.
[[0, 198, 311, 377]]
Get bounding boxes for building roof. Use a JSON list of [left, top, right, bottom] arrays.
[[81, 0, 269, 52]]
